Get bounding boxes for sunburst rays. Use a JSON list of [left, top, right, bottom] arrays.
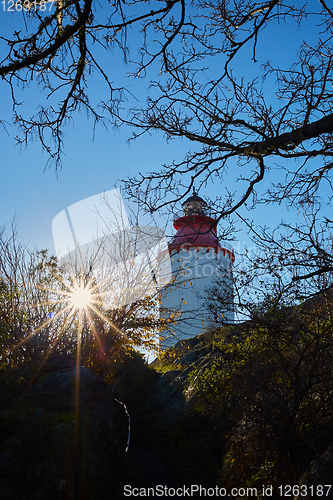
[[11, 269, 124, 372]]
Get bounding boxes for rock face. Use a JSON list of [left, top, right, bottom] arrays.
[[294, 444, 333, 500], [27, 366, 114, 416], [153, 334, 223, 422], [0, 367, 123, 500], [151, 333, 230, 486]]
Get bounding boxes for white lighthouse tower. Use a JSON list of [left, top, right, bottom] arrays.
[[161, 190, 235, 346]]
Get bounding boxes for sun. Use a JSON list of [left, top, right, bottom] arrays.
[[69, 283, 93, 311]]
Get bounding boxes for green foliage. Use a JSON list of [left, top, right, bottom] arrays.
[[191, 294, 333, 487]]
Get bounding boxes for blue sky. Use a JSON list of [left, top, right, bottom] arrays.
[[0, 4, 323, 259], [1, 108, 181, 251]]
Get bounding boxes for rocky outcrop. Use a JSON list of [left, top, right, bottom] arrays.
[[294, 444, 333, 500], [152, 333, 224, 421], [0, 367, 123, 500]]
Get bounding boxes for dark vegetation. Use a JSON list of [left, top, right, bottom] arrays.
[[1, 226, 333, 500], [2, 283, 333, 498], [153, 291, 333, 498]]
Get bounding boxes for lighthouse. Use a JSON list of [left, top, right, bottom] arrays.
[[161, 190, 235, 346]]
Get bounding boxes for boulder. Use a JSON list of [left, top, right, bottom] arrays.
[[294, 443, 333, 500], [0, 367, 123, 500]]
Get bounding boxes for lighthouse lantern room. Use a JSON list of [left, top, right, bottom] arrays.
[[161, 190, 235, 346]]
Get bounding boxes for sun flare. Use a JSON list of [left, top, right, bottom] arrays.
[[69, 283, 93, 310]]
